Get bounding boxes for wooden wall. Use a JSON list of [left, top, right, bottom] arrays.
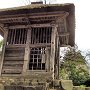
[[2, 47, 24, 75]]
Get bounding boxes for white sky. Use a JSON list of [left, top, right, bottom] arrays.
[[0, 0, 90, 51]]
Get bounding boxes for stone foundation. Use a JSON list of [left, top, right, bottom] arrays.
[[0, 76, 90, 90]]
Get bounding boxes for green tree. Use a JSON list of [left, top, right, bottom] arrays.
[[0, 40, 3, 48], [60, 46, 90, 86]]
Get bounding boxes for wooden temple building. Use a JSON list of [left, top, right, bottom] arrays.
[[0, 2, 75, 80]]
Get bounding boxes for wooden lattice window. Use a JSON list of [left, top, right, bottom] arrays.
[[7, 28, 27, 45], [31, 27, 52, 44], [29, 47, 46, 70]]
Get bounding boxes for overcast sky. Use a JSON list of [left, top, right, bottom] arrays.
[[0, 0, 90, 51]]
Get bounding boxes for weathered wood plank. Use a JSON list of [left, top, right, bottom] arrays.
[[3, 60, 23, 64], [3, 66, 23, 70], [4, 56, 24, 60], [5, 53, 24, 57], [2, 69, 22, 74], [5, 46, 25, 49], [3, 65, 23, 69], [3, 63, 23, 66], [6, 44, 26, 48]]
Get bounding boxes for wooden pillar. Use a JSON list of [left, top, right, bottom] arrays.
[[22, 27, 31, 75], [0, 26, 8, 76], [55, 35, 60, 79], [50, 24, 57, 79]]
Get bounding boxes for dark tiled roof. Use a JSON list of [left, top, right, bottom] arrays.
[[0, 3, 74, 12]]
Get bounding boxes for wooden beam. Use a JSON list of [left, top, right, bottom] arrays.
[[0, 11, 68, 19], [5, 44, 26, 48], [30, 24, 51, 27], [9, 24, 51, 29], [29, 43, 51, 48]]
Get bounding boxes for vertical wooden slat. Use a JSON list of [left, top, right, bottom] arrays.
[[39, 28, 41, 43], [13, 29, 16, 44], [23, 29, 25, 44], [37, 49, 38, 69], [9, 29, 12, 44], [21, 28, 24, 44], [32, 28, 34, 44], [10, 29, 13, 44], [41, 47, 42, 70], [48, 27, 50, 43], [19, 29, 21, 44], [32, 54, 33, 70], [11, 29, 13, 44], [21, 29, 23, 44], [47, 27, 49, 43], [45, 27, 48, 43], [7, 29, 10, 45], [12, 29, 15, 44], [41, 28, 43, 43], [35, 28, 38, 43], [42, 28, 45, 43], [37, 28, 39, 43], [31, 28, 33, 44], [23, 29, 26, 44], [35, 28, 37, 43], [33, 28, 35, 44], [48, 27, 51, 43], [15, 29, 17, 44], [24, 29, 27, 44], [20, 29, 22, 44], [46, 47, 50, 72]]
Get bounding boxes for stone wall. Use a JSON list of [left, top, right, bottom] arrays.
[[0, 77, 89, 90]]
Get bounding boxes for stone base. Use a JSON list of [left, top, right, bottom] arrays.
[[0, 76, 82, 90]]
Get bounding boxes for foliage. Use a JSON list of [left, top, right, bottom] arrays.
[[84, 78, 90, 87], [0, 40, 3, 48], [60, 46, 90, 86]]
